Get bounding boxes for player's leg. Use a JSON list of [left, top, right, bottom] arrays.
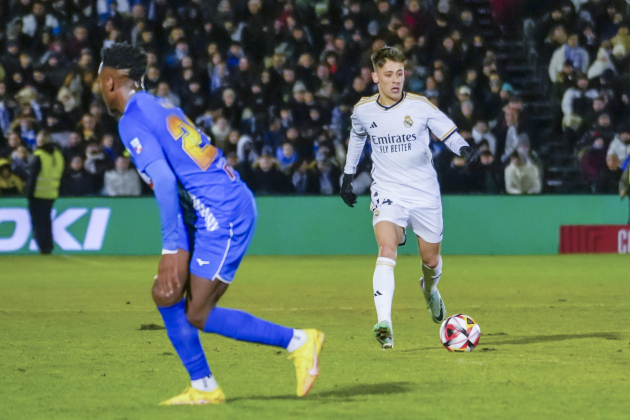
[[154, 247, 227, 405], [419, 238, 442, 296], [409, 203, 446, 323], [418, 238, 446, 323], [185, 201, 324, 396], [152, 218, 222, 405], [373, 220, 403, 330], [371, 200, 408, 349], [185, 208, 299, 348], [187, 275, 297, 348], [185, 273, 323, 397]]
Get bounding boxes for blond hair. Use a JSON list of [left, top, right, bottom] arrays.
[[371, 46, 406, 70]]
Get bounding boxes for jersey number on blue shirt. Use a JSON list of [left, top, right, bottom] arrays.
[[166, 115, 218, 171]]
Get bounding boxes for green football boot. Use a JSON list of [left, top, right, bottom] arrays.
[[373, 320, 394, 350]]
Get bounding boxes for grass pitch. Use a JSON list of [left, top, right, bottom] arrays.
[[1, 254, 629, 419]]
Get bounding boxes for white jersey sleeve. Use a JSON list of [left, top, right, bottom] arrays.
[[426, 107, 468, 156], [344, 107, 368, 175]]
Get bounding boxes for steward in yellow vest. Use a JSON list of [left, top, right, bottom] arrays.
[[25, 131, 64, 254]]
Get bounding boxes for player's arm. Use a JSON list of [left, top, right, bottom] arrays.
[[119, 115, 180, 296], [145, 160, 179, 254], [427, 107, 477, 164], [145, 160, 182, 297], [341, 111, 368, 207]]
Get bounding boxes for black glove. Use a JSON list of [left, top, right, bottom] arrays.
[[340, 173, 357, 207], [459, 145, 478, 168]]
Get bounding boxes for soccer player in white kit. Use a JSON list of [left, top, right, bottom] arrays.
[[340, 47, 476, 349]]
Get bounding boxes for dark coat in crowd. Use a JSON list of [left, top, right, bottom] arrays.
[[61, 168, 96, 196], [250, 165, 294, 196]]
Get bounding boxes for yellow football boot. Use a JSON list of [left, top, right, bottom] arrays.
[[288, 329, 325, 397], [159, 386, 225, 405]]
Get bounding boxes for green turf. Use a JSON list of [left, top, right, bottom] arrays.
[[1, 254, 629, 419]]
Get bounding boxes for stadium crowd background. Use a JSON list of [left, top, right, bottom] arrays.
[[0, 0, 629, 198]]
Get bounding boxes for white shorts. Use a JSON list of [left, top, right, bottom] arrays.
[[370, 194, 443, 244]]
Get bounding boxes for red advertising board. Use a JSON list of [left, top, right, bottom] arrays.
[[560, 225, 630, 254]]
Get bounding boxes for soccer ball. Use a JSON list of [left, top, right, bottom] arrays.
[[439, 314, 481, 352]]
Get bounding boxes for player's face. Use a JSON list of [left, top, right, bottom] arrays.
[[98, 63, 117, 115], [373, 60, 405, 102]]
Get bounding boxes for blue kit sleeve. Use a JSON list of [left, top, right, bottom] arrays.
[[144, 159, 180, 253], [118, 112, 167, 173]]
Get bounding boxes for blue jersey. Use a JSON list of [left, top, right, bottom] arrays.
[[118, 92, 251, 230]]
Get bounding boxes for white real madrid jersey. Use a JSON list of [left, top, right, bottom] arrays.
[[344, 91, 461, 205]]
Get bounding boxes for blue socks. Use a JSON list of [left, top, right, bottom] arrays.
[[158, 300, 211, 381], [158, 302, 294, 383], [203, 307, 294, 348]]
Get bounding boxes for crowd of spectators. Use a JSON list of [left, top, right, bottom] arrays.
[[542, 0, 630, 194], [0, 0, 607, 199]]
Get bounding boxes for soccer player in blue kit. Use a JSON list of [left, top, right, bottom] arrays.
[[98, 43, 324, 405]]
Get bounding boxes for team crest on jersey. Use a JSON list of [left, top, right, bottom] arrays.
[[404, 115, 413, 128], [373, 209, 380, 218], [130, 137, 143, 154]]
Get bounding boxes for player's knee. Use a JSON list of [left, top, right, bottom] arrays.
[[186, 306, 210, 329], [422, 256, 439, 268], [151, 283, 164, 304], [151, 282, 179, 307], [379, 245, 398, 260]]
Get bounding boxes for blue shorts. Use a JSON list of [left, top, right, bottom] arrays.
[[177, 197, 256, 283]]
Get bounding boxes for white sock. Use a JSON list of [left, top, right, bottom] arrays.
[[421, 255, 442, 296], [191, 375, 218, 392], [286, 329, 308, 353], [373, 257, 396, 323]]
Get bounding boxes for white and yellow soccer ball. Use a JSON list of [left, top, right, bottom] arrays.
[[439, 314, 481, 352]]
